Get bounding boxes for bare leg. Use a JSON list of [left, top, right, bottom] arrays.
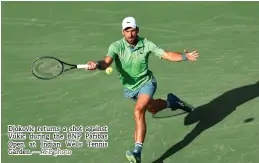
[[133, 98, 167, 140], [134, 94, 151, 143], [146, 98, 168, 114]]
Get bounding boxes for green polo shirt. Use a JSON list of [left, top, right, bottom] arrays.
[[106, 37, 165, 91]]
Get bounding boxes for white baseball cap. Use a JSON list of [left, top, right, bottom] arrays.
[[122, 17, 138, 30]]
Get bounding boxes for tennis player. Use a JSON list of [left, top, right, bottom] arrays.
[[86, 17, 199, 163]]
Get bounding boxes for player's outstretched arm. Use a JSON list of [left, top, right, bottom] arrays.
[[161, 49, 199, 62], [148, 40, 199, 62], [87, 56, 113, 70]]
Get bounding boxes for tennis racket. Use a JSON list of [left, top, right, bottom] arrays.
[[31, 56, 89, 80], [152, 102, 194, 119]]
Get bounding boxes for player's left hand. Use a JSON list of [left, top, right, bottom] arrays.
[[184, 49, 199, 61]]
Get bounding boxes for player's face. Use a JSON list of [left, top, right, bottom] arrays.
[[122, 27, 139, 44]]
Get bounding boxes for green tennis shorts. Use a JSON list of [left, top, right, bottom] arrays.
[[123, 77, 157, 102]]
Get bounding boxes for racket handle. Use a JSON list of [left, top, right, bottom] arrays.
[[77, 64, 89, 69]]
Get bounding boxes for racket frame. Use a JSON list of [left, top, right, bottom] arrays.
[[31, 56, 88, 80]]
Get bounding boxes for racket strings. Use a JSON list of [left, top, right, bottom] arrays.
[[32, 58, 63, 79]]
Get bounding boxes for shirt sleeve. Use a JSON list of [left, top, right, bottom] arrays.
[[148, 40, 166, 58], [106, 42, 118, 59]]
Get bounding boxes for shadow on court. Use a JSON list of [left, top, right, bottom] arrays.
[[243, 117, 255, 123], [152, 81, 259, 163]]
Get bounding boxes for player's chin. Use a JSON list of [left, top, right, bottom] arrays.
[[127, 38, 135, 44]]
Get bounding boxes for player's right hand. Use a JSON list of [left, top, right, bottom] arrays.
[[86, 61, 98, 70]]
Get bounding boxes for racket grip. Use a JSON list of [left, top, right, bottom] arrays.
[[77, 64, 89, 69]]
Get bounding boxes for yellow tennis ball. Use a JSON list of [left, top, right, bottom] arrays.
[[105, 67, 113, 74]]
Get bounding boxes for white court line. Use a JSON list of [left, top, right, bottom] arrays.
[[2, 17, 180, 34], [83, 8, 130, 14]]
